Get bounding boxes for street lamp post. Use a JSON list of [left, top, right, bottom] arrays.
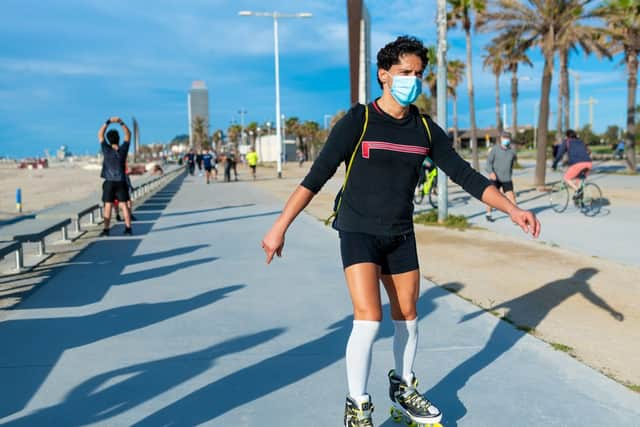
[[239, 10, 312, 178], [436, 0, 448, 222], [238, 108, 247, 146]]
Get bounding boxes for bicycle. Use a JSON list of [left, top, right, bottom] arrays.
[[414, 167, 438, 208], [549, 169, 603, 216]]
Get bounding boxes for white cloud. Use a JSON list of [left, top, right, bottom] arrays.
[[0, 58, 113, 76]]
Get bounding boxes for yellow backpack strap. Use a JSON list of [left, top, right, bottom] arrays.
[[420, 114, 433, 145], [324, 105, 369, 225]]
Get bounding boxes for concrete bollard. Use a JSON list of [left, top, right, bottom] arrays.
[[16, 188, 22, 213]]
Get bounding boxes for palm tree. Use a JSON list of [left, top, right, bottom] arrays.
[[555, 2, 610, 138], [284, 117, 301, 148], [598, 0, 640, 172], [482, 43, 505, 134], [502, 36, 533, 143], [447, 59, 466, 150], [448, 0, 486, 170], [192, 116, 208, 150], [227, 124, 242, 147], [487, 0, 584, 187], [422, 45, 438, 119], [300, 120, 321, 160], [412, 93, 432, 115], [212, 129, 223, 151], [246, 121, 258, 147]]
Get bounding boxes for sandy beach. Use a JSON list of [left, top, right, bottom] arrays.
[[0, 161, 149, 220]]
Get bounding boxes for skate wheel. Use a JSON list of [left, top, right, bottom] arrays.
[[389, 407, 403, 423]]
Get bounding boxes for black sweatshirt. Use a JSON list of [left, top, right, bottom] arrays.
[[301, 101, 491, 236]]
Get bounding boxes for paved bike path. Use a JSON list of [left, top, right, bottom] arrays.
[[0, 173, 638, 426]]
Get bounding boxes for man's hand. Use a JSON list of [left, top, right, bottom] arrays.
[[489, 172, 497, 181], [508, 207, 541, 238], [109, 116, 122, 124], [261, 227, 285, 264]]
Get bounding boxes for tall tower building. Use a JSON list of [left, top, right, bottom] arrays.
[[188, 80, 209, 148], [347, 0, 371, 105]]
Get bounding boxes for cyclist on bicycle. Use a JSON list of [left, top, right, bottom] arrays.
[[417, 156, 435, 187], [553, 129, 592, 196], [485, 131, 517, 222]]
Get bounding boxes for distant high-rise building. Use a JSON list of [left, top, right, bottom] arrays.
[[347, 0, 371, 105], [188, 80, 209, 148]]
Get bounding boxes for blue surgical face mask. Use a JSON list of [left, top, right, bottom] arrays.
[[501, 139, 511, 147], [390, 75, 422, 107]]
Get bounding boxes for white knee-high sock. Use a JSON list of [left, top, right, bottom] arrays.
[[346, 320, 380, 402], [393, 319, 418, 384]]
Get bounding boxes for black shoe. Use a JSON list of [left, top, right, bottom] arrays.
[[116, 214, 123, 222], [344, 395, 374, 427], [130, 214, 137, 222], [388, 370, 441, 425], [124, 227, 132, 236], [99, 229, 110, 237], [485, 214, 494, 222]]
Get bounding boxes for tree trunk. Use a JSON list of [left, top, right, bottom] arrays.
[[453, 94, 460, 151], [511, 71, 519, 148], [535, 40, 554, 188], [626, 53, 638, 172], [429, 83, 438, 120], [465, 29, 479, 169], [561, 49, 570, 134], [557, 49, 566, 139], [495, 73, 502, 133]]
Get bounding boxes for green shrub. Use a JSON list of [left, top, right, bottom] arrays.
[[414, 210, 470, 229]]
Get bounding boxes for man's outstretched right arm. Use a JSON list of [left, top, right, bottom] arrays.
[[261, 186, 315, 264]]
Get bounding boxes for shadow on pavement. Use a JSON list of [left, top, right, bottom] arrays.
[[124, 283, 453, 426], [7, 240, 217, 309], [152, 211, 282, 233], [0, 285, 245, 420], [0, 176, 186, 308], [162, 204, 256, 217], [388, 268, 624, 427]]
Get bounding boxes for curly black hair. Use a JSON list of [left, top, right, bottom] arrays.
[[376, 35, 429, 89], [106, 129, 120, 145]]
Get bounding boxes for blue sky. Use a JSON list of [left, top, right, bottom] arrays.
[[0, 0, 635, 158]]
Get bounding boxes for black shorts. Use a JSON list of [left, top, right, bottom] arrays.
[[102, 180, 130, 203], [339, 231, 419, 275], [205, 166, 213, 172], [250, 165, 256, 171], [491, 179, 514, 193]]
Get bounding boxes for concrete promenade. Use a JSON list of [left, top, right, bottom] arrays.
[[0, 173, 638, 426]]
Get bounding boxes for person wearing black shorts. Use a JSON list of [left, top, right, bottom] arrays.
[[485, 131, 517, 222], [98, 117, 132, 236], [261, 36, 540, 427]]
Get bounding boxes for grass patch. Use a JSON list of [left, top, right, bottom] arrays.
[[550, 342, 574, 353], [626, 384, 640, 393], [517, 325, 536, 334], [414, 210, 471, 229]]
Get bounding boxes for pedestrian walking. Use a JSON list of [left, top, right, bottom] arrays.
[[261, 36, 541, 427], [223, 151, 232, 182], [246, 147, 259, 180], [196, 150, 203, 176], [485, 131, 517, 222], [185, 150, 196, 176], [98, 117, 133, 236], [202, 149, 215, 184]]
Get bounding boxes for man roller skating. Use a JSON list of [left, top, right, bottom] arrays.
[[262, 35, 541, 427]]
